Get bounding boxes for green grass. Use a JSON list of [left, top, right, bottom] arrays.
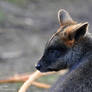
[[37, 74, 59, 84]]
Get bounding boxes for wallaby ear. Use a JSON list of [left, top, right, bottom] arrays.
[[61, 22, 88, 47], [58, 9, 75, 26], [73, 22, 88, 41]]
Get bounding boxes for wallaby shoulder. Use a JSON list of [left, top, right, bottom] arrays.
[[49, 55, 92, 92]]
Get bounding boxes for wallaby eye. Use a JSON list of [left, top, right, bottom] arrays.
[[49, 49, 55, 53], [48, 49, 58, 54], [47, 49, 62, 58]]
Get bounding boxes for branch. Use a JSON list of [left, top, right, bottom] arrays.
[[0, 69, 67, 92], [0, 73, 51, 89], [32, 81, 51, 89], [18, 70, 43, 92], [18, 70, 56, 92]]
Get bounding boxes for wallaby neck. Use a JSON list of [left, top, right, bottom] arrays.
[[67, 33, 92, 71]]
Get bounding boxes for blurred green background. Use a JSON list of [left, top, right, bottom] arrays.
[[0, 0, 91, 92]]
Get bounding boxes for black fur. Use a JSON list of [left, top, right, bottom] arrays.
[[36, 9, 92, 92]]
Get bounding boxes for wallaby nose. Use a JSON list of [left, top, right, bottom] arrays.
[[35, 64, 41, 70]]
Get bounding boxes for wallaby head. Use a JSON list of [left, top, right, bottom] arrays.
[[36, 9, 88, 72]]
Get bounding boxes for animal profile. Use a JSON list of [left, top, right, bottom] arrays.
[[36, 9, 92, 92]]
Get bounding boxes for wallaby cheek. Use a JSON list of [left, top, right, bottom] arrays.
[[46, 59, 67, 71]]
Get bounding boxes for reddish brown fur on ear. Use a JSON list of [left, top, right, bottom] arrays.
[[63, 39, 75, 47], [58, 25, 77, 47], [58, 22, 88, 47], [57, 9, 88, 47]]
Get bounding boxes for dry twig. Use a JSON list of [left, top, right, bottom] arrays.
[[0, 73, 51, 89], [18, 70, 57, 92], [0, 69, 67, 92], [18, 69, 68, 92]]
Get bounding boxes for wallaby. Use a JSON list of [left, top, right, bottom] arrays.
[[35, 9, 92, 92]]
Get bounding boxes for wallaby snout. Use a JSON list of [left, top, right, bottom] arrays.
[[35, 63, 41, 70]]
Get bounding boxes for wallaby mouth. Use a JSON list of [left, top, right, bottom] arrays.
[[35, 63, 66, 72], [35, 63, 56, 72]]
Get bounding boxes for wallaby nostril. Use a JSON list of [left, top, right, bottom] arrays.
[[35, 64, 41, 70]]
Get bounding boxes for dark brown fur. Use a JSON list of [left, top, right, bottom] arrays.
[[36, 9, 92, 92]]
